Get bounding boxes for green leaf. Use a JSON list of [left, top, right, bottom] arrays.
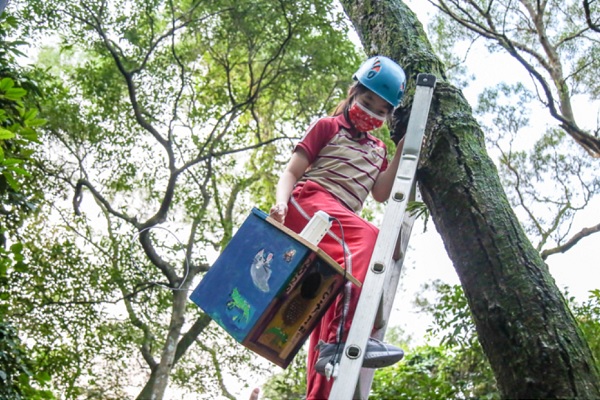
[[35, 370, 52, 384], [10, 166, 31, 177], [9, 48, 27, 58], [10, 242, 23, 253], [14, 261, 29, 273], [25, 118, 47, 128], [18, 371, 31, 386], [4, 15, 18, 28], [18, 128, 40, 142], [23, 108, 38, 121], [7, 40, 29, 47], [20, 149, 35, 158], [3, 158, 23, 166], [0, 128, 15, 140], [0, 77, 14, 91], [2, 171, 20, 190], [4, 87, 27, 101]]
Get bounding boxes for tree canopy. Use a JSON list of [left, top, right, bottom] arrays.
[[426, 0, 600, 259], [5, 0, 363, 397]]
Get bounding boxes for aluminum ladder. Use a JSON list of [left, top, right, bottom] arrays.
[[328, 73, 437, 400]]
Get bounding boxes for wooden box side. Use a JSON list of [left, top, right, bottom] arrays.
[[243, 254, 346, 368]]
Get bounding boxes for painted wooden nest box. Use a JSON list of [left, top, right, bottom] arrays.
[[189, 208, 360, 368]]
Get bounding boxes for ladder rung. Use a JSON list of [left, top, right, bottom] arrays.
[[396, 158, 417, 180]]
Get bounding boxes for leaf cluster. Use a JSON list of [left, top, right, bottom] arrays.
[[0, 13, 45, 238], [371, 281, 600, 400], [259, 280, 600, 400], [0, 321, 56, 400], [0, 11, 52, 400], [567, 289, 600, 373], [260, 347, 307, 400]]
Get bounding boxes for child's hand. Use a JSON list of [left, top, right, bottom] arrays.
[[270, 202, 288, 223]]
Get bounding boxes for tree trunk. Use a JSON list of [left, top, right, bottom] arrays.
[[136, 289, 188, 400], [137, 370, 159, 400], [340, 0, 600, 398]]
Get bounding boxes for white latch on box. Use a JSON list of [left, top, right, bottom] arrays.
[[299, 210, 332, 245]]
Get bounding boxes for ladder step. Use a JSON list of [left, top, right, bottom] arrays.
[[401, 153, 418, 161], [396, 158, 417, 180]]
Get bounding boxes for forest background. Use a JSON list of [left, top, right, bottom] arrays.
[[1, 0, 599, 399]]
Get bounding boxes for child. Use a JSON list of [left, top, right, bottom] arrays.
[[270, 56, 408, 400]]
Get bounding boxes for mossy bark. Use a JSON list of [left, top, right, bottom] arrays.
[[340, 0, 600, 398]]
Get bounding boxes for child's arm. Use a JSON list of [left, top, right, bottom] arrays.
[[371, 137, 405, 202], [270, 149, 310, 223]]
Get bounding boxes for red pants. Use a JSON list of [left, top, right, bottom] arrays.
[[284, 181, 378, 400]]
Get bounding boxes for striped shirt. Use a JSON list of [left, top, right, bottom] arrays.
[[295, 113, 388, 213]]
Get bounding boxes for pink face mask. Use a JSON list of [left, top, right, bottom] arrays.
[[347, 101, 387, 132]]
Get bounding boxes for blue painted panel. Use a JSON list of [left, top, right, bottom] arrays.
[[190, 208, 311, 342]]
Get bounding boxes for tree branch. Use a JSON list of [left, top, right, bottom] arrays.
[[430, 0, 600, 157], [195, 339, 236, 400], [74, 179, 138, 225], [131, 5, 230, 75], [137, 228, 178, 285], [541, 221, 600, 259], [179, 136, 285, 173], [73, 3, 170, 152], [583, 0, 600, 33], [173, 314, 212, 364], [122, 288, 158, 370], [41, 282, 155, 308]]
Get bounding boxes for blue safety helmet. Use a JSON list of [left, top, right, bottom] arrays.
[[353, 56, 406, 107]]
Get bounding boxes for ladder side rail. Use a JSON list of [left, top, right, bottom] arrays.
[[350, 186, 416, 399], [328, 74, 436, 400], [355, 256, 407, 399], [374, 186, 419, 331], [357, 191, 421, 399]]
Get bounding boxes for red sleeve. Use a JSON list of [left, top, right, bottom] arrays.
[[295, 117, 338, 164]]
